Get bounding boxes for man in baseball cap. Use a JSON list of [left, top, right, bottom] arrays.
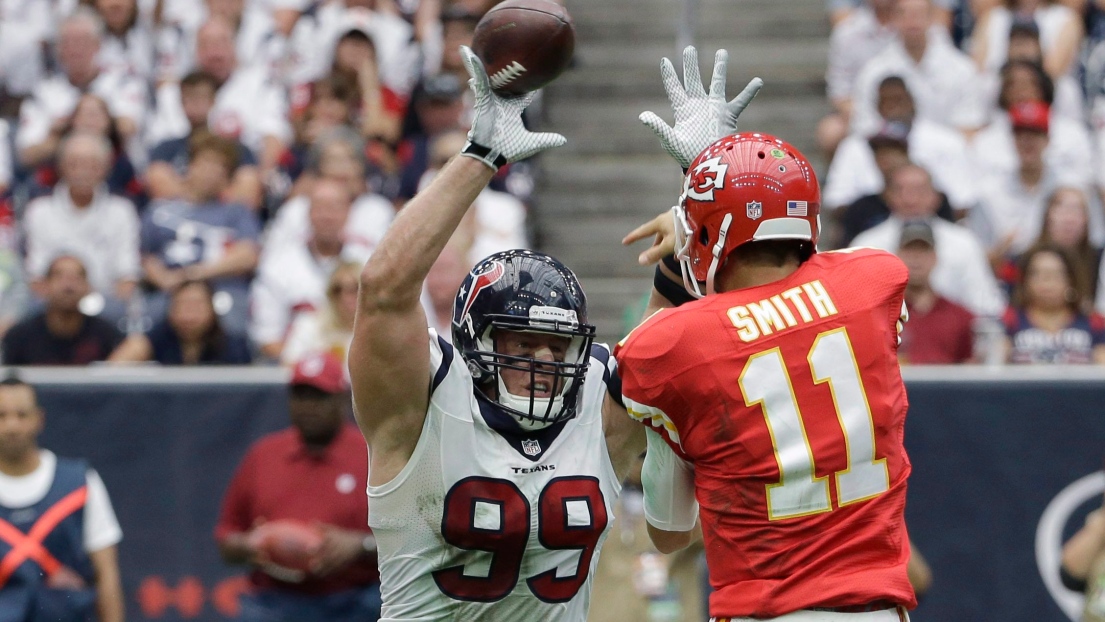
[[215, 353, 381, 621]]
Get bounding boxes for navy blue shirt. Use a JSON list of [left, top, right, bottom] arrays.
[[145, 320, 251, 365]]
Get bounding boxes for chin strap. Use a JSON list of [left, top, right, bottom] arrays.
[[704, 213, 733, 296]]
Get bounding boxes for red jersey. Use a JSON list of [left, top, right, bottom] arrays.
[[615, 248, 915, 617]]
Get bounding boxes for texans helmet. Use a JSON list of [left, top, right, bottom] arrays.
[[452, 250, 596, 429], [674, 132, 821, 297]]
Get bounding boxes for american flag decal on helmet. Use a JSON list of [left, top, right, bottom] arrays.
[[786, 200, 808, 216], [459, 261, 506, 321]]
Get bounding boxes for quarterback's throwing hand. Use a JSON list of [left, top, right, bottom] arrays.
[[640, 46, 763, 169], [459, 46, 567, 170]]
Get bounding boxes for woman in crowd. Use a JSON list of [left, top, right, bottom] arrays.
[[280, 261, 358, 367], [972, 0, 1083, 80], [113, 280, 251, 365], [1002, 244, 1105, 363]]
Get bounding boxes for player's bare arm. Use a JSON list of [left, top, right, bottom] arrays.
[[350, 46, 565, 484]]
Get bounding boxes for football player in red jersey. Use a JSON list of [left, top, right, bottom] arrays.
[[616, 50, 916, 622]]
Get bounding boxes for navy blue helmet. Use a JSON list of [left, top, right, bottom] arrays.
[[452, 250, 596, 429]]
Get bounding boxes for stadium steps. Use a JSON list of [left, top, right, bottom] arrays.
[[536, 0, 830, 344]]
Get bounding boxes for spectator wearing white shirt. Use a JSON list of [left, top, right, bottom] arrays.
[[92, 0, 157, 82], [972, 102, 1098, 265], [979, 20, 1083, 121], [972, 0, 1083, 81], [23, 133, 140, 309], [251, 178, 369, 359], [818, 0, 898, 159], [0, 13, 46, 108], [972, 61, 1094, 189], [853, 164, 1007, 317], [147, 17, 291, 174], [851, 0, 986, 137], [16, 9, 148, 169], [265, 128, 395, 259], [279, 260, 359, 367], [824, 76, 978, 212]]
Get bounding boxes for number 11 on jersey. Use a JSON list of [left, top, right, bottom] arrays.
[[739, 327, 890, 521]]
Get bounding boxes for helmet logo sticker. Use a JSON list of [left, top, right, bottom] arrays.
[[459, 261, 506, 324], [685, 156, 729, 202], [786, 200, 808, 217], [746, 201, 763, 220], [530, 306, 578, 326], [770, 148, 786, 159]]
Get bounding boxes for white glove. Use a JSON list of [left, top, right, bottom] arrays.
[[458, 46, 567, 170], [640, 46, 763, 169]]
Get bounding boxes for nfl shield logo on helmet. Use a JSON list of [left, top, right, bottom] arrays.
[[521, 439, 541, 456], [746, 201, 763, 220]]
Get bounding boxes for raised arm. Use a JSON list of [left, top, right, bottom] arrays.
[[349, 47, 565, 484]]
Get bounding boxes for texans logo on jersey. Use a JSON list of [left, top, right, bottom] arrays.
[[458, 261, 506, 323]]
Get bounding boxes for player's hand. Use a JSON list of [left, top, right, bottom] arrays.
[[624, 208, 678, 266], [640, 46, 763, 169], [459, 45, 566, 169], [309, 524, 368, 577]]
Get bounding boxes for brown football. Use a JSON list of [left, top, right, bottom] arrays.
[[471, 0, 575, 96]]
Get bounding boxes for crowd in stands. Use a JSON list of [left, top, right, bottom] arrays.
[[0, 0, 531, 368], [822, 0, 1105, 365]]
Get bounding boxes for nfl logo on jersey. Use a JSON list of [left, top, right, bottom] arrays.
[[746, 201, 762, 220], [521, 439, 541, 456]]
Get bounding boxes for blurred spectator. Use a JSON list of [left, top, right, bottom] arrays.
[[895, 221, 976, 364], [327, 23, 406, 144], [23, 132, 140, 308], [266, 128, 395, 259], [215, 353, 380, 622], [251, 178, 369, 359], [281, 74, 362, 198], [431, 6, 480, 83], [1, 256, 126, 366], [26, 94, 145, 207], [141, 132, 261, 337], [146, 71, 262, 210], [1000, 187, 1103, 305], [147, 17, 291, 174], [831, 131, 954, 247], [971, 62, 1094, 191], [824, 76, 977, 212], [850, 0, 985, 137], [397, 73, 466, 201], [1002, 244, 1105, 363], [819, 0, 898, 158], [280, 262, 359, 366], [16, 9, 147, 168], [980, 20, 1083, 120], [424, 240, 471, 336], [416, 131, 528, 262], [0, 200, 29, 339], [972, 0, 1082, 81], [111, 279, 251, 365], [853, 164, 1007, 317], [0, 120, 10, 197], [92, 0, 156, 82], [0, 375, 124, 622], [0, 14, 45, 110], [825, 0, 955, 26]]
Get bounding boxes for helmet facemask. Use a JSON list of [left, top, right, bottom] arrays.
[[472, 315, 595, 430], [673, 204, 735, 299]]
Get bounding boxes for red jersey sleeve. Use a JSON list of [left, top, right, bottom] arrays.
[[615, 309, 695, 460]]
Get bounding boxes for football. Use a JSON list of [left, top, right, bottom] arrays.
[[471, 0, 575, 96], [250, 520, 323, 573]]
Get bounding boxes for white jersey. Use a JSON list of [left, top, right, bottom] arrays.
[[368, 331, 622, 622]]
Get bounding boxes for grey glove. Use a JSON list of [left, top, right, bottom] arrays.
[[640, 46, 763, 169], [458, 46, 567, 170]]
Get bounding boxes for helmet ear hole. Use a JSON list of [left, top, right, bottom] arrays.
[[698, 226, 709, 245]]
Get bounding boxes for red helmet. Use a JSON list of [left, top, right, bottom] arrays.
[[673, 132, 821, 297]]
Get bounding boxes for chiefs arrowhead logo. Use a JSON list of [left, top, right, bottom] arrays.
[[459, 261, 506, 322], [684, 156, 729, 202]]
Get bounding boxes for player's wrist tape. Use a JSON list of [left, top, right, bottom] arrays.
[[461, 141, 508, 170], [655, 255, 696, 307]]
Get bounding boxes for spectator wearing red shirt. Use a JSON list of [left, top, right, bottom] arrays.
[[896, 220, 976, 364], [215, 353, 380, 622]]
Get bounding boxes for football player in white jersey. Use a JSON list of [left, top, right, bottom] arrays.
[[349, 44, 759, 621]]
